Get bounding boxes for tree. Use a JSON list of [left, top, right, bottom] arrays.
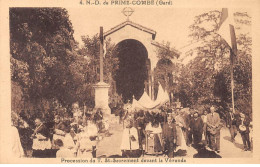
[[154, 41, 180, 99], [79, 35, 119, 102], [180, 9, 252, 116], [10, 8, 88, 113]]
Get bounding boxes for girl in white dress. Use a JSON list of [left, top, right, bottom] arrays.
[[75, 126, 96, 158]]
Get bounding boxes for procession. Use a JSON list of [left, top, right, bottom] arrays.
[[9, 7, 252, 159], [11, 96, 253, 158]]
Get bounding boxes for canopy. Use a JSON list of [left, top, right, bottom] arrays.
[[131, 83, 170, 110]]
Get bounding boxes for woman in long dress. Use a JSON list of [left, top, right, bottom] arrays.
[[145, 119, 163, 155], [11, 111, 27, 157]]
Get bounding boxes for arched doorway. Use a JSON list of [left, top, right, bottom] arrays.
[[113, 39, 149, 103]]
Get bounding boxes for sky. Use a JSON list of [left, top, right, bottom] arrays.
[[67, 8, 216, 50]]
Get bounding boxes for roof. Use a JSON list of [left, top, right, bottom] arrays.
[[104, 21, 156, 40]]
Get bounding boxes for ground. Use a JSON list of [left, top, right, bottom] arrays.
[[96, 115, 253, 158]]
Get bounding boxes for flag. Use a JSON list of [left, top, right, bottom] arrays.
[[218, 8, 237, 56]]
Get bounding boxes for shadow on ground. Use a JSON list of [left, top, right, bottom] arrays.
[[193, 144, 222, 158], [223, 136, 244, 150]]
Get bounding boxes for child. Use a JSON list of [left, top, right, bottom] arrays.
[[55, 139, 75, 158]]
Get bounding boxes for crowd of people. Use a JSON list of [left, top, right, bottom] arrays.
[[119, 103, 253, 158], [11, 105, 108, 158], [11, 101, 253, 158]]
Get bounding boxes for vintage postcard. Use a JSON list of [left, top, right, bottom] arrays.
[[0, 0, 260, 164]]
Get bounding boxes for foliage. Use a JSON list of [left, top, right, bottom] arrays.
[[154, 42, 180, 98], [10, 8, 89, 113], [79, 35, 119, 99], [177, 9, 252, 117], [10, 8, 252, 120], [156, 41, 179, 60]]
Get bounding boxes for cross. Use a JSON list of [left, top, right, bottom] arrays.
[[122, 7, 134, 21]]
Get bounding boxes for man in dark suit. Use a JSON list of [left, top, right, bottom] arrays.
[[162, 114, 177, 158], [226, 108, 237, 143], [207, 106, 221, 153], [135, 110, 146, 151], [190, 111, 204, 148]]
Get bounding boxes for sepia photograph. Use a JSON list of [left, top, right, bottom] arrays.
[[1, 0, 260, 164]]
